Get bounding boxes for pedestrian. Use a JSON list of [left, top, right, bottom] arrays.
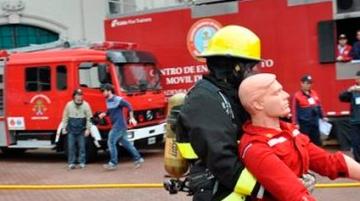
[[339, 70, 360, 162], [61, 88, 92, 169], [292, 74, 325, 146], [98, 83, 144, 170], [351, 30, 360, 60], [336, 34, 352, 62], [238, 73, 360, 201], [176, 25, 262, 201]]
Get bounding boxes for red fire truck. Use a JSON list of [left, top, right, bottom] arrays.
[[0, 40, 167, 159], [104, 0, 360, 148]]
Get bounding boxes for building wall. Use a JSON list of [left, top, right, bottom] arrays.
[[107, 0, 187, 16], [0, 0, 106, 43]]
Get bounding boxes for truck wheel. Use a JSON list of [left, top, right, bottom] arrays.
[[1, 148, 27, 156]]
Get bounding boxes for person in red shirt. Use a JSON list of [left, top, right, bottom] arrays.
[[238, 73, 360, 201], [292, 75, 325, 146], [336, 34, 352, 62]]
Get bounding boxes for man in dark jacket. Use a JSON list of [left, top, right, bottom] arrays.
[[62, 89, 92, 169], [339, 70, 360, 162], [176, 25, 261, 201], [351, 30, 360, 60]]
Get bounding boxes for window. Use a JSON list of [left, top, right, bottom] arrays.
[[107, 0, 186, 15], [25, 67, 51, 92], [79, 66, 102, 89], [117, 63, 160, 91], [0, 25, 59, 49], [317, 20, 336, 63], [336, 0, 360, 14], [57, 66, 67, 90], [318, 17, 360, 63]]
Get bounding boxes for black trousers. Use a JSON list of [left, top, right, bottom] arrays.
[[189, 164, 216, 201], [192, 190, 213, 201], [299, 122, 322, 146], [350, 124, 360, 162]]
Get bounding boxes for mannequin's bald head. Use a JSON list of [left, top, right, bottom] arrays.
[[239, 73, 276, 114]]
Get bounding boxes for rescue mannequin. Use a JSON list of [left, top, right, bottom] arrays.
[[238, 73, 360, 201]]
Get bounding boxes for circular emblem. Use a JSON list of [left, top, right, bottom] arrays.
[[187, 19, 222, 62], [146, 110, 153, 121], [30, 95, 51, 116], [32, 99, 47, 116]]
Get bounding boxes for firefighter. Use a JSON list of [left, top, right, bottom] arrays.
[[238, 73, 360, 201], [339, 70, 360, 162], [61, 88, 93, 169], [291, 75, 325, 146], [176, 25, 261, 201]]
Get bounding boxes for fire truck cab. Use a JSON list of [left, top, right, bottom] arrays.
[[0, 41, 167, 159]]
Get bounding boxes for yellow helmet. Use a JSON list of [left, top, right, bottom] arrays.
[[199, 25, 261, 61]]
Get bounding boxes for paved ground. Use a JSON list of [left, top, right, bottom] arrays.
[[0, 147, 359, 201]]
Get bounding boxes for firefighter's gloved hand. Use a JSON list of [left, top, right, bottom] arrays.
[[300, 173, 316, 193]]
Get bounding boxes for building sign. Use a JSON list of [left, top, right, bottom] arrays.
[[187, 18, 222, 62]]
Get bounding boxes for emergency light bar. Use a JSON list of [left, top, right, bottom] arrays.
[[90, 41, 137, 50]]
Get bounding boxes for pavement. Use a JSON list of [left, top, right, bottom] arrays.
[[0, 147, 359, 201]]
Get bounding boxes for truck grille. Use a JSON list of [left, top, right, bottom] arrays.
[[134, 108, 165, 124]]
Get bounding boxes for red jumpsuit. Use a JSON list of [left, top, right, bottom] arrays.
[[239, 121, 349, 201]]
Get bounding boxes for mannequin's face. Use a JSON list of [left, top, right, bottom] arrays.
[[258, 80, 290, 117]]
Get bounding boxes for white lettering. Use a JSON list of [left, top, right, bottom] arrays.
[[166, 76, 195, 85], [184, 66, 195, 74], [196, 65, 208, 73], [111, 18, 152, 28], [111, 19, 128, 28], [260, 59, 274, 68], [31, 116, 49, 120], [164, 89, 189, 96], [194, 74, 203, 82], [161, 67, 183, 76], [161, 65, 208, 76]]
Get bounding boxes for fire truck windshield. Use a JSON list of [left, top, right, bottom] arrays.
[[116, 63, 161, 92]]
